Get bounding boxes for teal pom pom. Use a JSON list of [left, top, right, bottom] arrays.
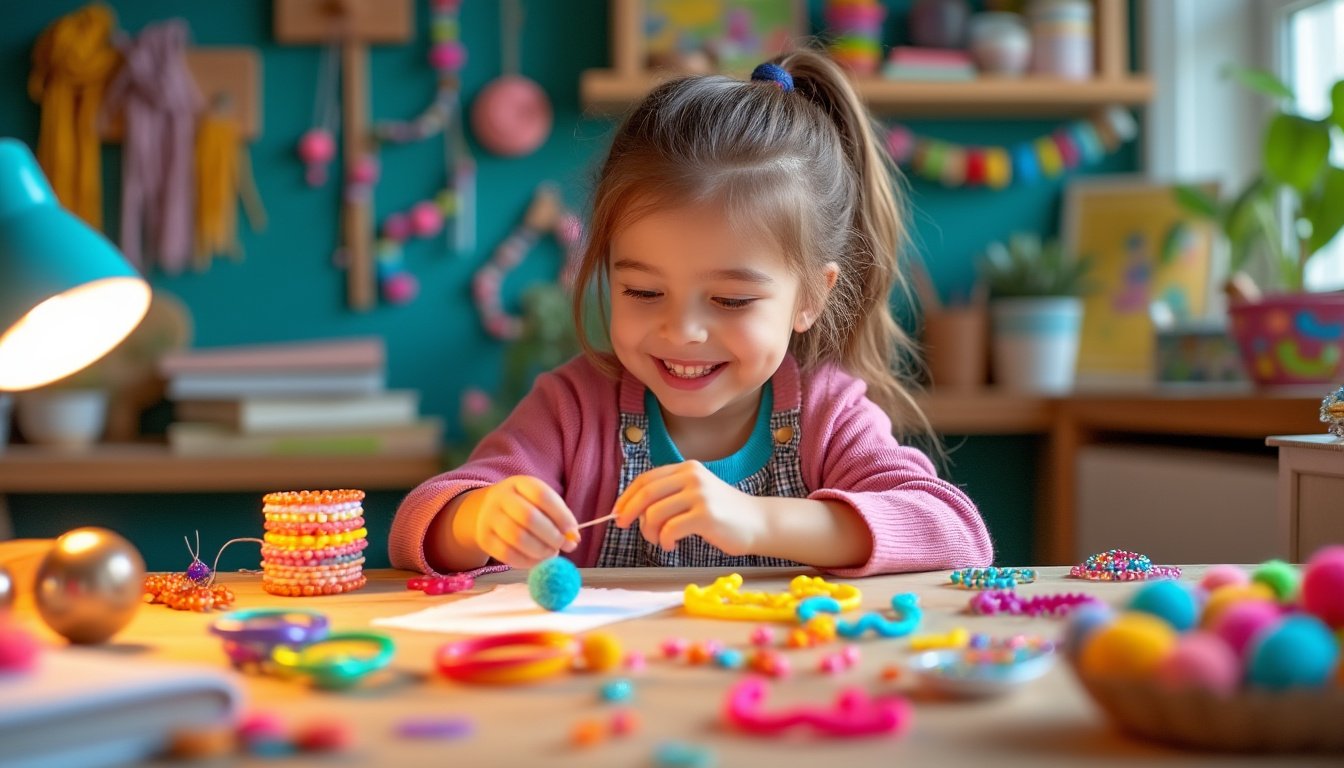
[[1129, 579, 1199, 631], [1247, 614, 1339, 690], [529, 557, 581, 612]]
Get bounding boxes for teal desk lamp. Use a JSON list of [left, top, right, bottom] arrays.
[[0, 138, 150, 391]]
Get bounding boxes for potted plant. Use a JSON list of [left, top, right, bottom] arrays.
[[1176, 69, 1344, 386], [980, 232, 1094, 392]]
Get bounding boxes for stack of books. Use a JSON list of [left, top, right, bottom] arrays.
[[881, 46, 978, 81], [159, 336, 441, 456]]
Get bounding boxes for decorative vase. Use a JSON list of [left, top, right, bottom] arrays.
[[909, 0, 972, 49], [15, 389, 109, 450], [991, 296, 1083, 393], [1227, 293, 1344, 386], [968, 12, 1032, 76]]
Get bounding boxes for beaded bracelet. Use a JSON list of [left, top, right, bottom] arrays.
[[968, 589, 1101, 617], [948, 567, 1037, 590], [263, 501, 364, 518], [263, 528, 368, 549], [263, 489, 366, 506], [683, 574, 862, 622], [1069, 549, 1181, 581], [435, 631, 578, 684]]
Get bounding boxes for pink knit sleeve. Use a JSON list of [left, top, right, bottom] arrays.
[[387, 362, 597, 575], [799, 368, 993, 577]]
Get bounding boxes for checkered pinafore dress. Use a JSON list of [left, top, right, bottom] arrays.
[[595, 389, 807, 568]]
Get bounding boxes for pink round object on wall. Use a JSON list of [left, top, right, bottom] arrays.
[[471, 75, 552, 157]]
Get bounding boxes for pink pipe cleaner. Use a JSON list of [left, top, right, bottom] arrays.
[[724, 677, 912, 738], [968, 589, 1100, 617]]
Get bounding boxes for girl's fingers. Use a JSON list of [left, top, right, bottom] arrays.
[[657, 512, 701, 551], [513, 479, 579, 541], [639, 493, 691, 548], [484, 531, 544, 569], [619, 472, 684, 529]]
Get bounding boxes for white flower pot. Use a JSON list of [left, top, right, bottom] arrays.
[[991, 296, 1083, 393], [15, 389, 109, 450]]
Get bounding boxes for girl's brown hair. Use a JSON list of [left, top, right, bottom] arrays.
[[571, 47, 930, 436]]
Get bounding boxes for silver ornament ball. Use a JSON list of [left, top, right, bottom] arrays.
[[35, 527, 145, 644]]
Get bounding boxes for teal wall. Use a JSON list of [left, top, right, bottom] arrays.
[[1, 1, 1136, 569]]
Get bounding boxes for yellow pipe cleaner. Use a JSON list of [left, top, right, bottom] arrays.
[[28, 3, 120, 229]]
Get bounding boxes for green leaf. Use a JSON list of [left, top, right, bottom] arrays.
[[1173, 185, 1219, 219], [1159, 222, 1192, 266], [1331, 80, 1344, 132], [1306, 166, 1344, 255], [1264, 114, 1331, 192], [1225, 66, 1295, 101], [1223, 178, 1269, 242]]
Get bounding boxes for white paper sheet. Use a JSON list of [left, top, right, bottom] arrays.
[[371, 583, 685, 635]]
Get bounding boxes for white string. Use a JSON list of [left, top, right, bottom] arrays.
[[206, 537, 266, 588]]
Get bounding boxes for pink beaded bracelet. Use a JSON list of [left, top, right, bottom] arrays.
[[968, 590, 1101, 617]]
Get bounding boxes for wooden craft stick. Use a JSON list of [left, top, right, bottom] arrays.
[[565, 512, 618, 541]]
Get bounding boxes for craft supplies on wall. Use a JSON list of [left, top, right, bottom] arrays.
[[371, 0, 475, 305], [472, 184, 582, 340], [274, 0, 415, 312], [195, 98, 266, 267], [886, 106, 1137, 189], [471, 0, 551, 158]]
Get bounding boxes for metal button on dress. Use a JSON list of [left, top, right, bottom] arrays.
[[773, 426, 794, 444], [624, 425, 645, 443]]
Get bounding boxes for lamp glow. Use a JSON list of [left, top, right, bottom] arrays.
[[0, 138, 149, 391]]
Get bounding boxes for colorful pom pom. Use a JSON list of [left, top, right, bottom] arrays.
[[528, 556, 581, 611]]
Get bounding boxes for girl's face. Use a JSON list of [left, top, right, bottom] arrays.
[[608, 204, 827, 426]]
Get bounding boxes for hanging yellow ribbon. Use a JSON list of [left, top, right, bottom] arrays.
[[28, 3, 120, 229], [195, 107, 266, 269]]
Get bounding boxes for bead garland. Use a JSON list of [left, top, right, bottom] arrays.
[[948, 566, 1037, 590], [967, 589, 1101, 617], [1069, 549, 1182, 581], [886, 106, 1138, 188], [473, 184, 583, 340]]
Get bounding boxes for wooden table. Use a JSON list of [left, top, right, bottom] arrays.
[[4, 565, 1337, 766]]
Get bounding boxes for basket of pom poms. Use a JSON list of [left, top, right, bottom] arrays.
[[1064, 546, 1344, 752]]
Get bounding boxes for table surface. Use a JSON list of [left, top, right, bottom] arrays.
[[7, 565, 1341, 767]]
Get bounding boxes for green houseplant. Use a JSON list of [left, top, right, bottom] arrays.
[[1176, 68, 1344, 386], [979, 233, 1093, 393]]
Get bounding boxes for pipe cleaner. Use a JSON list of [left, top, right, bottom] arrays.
[[796, 592, 923, 638], [724, 677, 912, 738], [968, 589, 1101, 617], [683, 573, 861, 622]]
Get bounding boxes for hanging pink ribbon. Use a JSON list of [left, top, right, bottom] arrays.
[[103, 19, 202, 273]]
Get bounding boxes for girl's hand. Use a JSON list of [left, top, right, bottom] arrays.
[[472, 475, 579, 568], [613, 461, 765, 555]]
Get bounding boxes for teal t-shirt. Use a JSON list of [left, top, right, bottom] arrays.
[[644, 381, 774, 484]]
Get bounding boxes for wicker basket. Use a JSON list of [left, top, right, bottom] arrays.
[[1074, 667, 1344, 752]]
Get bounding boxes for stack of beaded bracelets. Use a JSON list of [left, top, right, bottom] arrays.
[[261, 490, 369, 597], [948, 567, 1037, 590]]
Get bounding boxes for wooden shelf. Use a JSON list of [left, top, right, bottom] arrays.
[[0, 444, 440, 494], [581, 70, 1154, 117]]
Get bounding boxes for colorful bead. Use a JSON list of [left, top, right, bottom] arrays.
[[600, 678, 634, 703], [1070, 549, 1181, 581]]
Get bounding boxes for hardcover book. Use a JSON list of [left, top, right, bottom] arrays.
[[174, 390, 419, 434]]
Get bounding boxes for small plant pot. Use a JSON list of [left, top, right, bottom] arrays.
[[922, 306, 989, 390], [15, 389, 109, 450], [1228, 292, 1344, 386], [991, 296, 1083, 393]]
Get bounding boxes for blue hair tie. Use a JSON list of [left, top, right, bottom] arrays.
[[750, 62, 794, 93]]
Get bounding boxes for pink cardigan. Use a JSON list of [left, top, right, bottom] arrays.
[[388, 356, 992, 577]]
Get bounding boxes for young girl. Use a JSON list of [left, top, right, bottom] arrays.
[[389, 48, 993, 577]]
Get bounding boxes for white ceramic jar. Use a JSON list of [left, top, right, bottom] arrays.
[[1028, 0, 1093, 80], [968, 12, 1032, 77]]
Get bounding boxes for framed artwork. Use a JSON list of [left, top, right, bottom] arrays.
[[643, 1, 807, 75], [1063, 176, 1220, 387]]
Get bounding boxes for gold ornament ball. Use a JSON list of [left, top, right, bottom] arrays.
[[35, 527, 145, 644]]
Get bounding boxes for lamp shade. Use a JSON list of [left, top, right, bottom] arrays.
[[0, 138, 150, 391]]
